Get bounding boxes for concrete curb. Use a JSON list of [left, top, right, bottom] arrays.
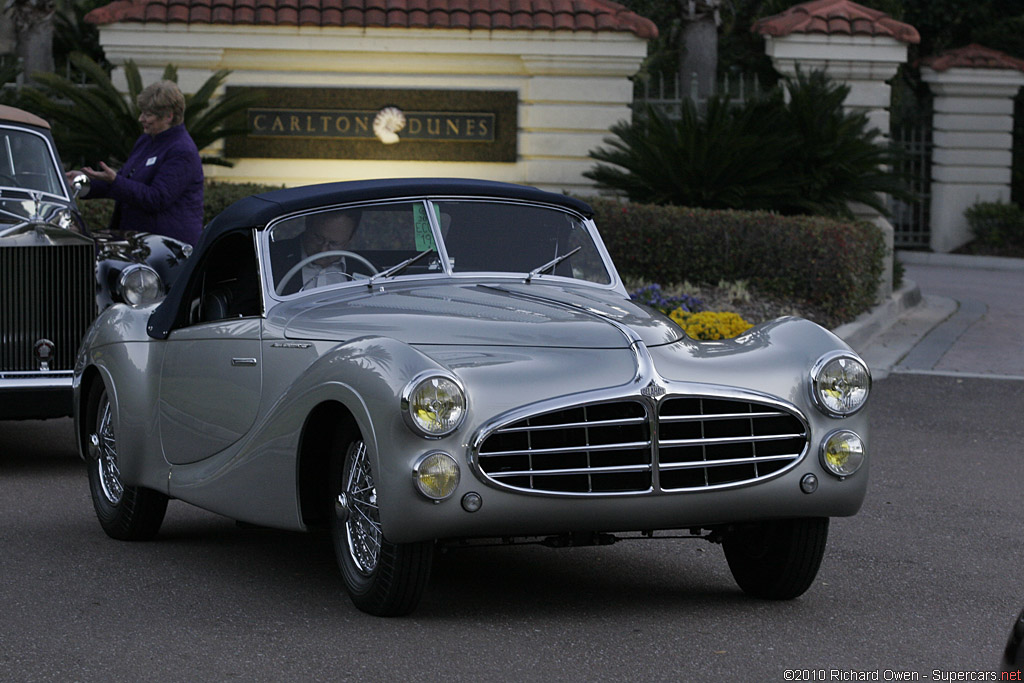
[[832, 279, 923, 351], [897, 250, 1024, 271]]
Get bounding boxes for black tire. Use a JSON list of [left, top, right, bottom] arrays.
[[722, 517, 829, 600], [329, 438, 433, 616], [85, 381, 168, 541]]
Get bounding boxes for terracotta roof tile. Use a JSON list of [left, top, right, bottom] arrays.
[[85, 0, 656, 37], [753, 0, 919, 45], [920, 44, 1024, 73]]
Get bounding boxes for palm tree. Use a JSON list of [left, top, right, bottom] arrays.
[[21, 52, 263, 167]]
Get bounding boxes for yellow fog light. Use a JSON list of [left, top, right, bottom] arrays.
[[402, 374, 466, 438], [413, 452, 460, 500], [820, 430, 865, 478]]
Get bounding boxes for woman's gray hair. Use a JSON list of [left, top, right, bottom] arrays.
[[137, 80, 186, 127]]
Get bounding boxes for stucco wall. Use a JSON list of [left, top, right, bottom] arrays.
[[98, 24, 648, 194]]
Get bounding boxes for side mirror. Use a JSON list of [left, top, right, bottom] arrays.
[[70, 173, 90, 199]]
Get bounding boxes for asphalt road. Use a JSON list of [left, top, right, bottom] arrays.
[[2, 373, 1022, 681]]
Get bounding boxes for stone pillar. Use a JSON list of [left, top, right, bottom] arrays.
[[753, 0, 919, 300], [921, 45, 1024, 253]]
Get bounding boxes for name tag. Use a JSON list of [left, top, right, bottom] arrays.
[[146, 156, 157, 166]]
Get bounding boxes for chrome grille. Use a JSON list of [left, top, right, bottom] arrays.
[[657, 396, 807, 491], [1, 244, 96, 373], [476, 396, 807, 495]]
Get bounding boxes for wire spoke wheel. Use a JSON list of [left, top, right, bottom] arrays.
[[93, 396, 124, 505], [330, 437, 433, 616], [340, 441, 382, 575], [85, 382, 168, 541]]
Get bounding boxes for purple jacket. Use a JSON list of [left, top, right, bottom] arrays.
[[89, 124, 204, 245]]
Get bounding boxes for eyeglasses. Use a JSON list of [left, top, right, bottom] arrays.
[[305, 232, 348, 251]]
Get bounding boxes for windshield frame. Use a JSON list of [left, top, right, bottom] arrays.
[[0, 123, 70, 202], [258, 195, 620, 303]]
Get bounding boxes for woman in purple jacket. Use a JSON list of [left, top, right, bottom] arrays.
[[73, 80, 204, 245]]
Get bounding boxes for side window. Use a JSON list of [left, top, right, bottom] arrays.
[[186, 232, 262, 325]]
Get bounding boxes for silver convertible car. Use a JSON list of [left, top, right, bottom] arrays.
[[73, 178, 871, 616]]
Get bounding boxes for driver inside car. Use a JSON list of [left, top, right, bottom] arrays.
[[273, 210, 362, 294]]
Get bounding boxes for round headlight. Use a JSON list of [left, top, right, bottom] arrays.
[[820, 429, 865, 478], [118, 264, 164, 307], [402, 374, 466, 438], [413, 452, 460, 500], [811, 352, 870, 417]]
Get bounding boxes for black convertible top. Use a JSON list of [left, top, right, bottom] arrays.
[[148, 178, 594, 338]]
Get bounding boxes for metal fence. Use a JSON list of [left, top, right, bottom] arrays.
[[632, 70, 766, 116], [888, 122, 933, 249]]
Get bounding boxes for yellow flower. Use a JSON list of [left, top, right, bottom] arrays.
[[669, 310, 754, 340]]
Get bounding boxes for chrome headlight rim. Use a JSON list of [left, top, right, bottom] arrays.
[[400, 371, 467, 439], [412, 451, 461, 501], [116, 263, 164, 307], [810, 351, 871, 418], [819, 429, 866, 478]]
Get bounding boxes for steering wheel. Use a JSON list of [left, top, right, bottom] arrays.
[[276, 250, 379, 295]]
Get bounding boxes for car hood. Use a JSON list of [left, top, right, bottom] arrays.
[[277, 281, 683, 348]]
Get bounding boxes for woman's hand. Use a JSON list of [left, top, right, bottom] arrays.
[[78, 162, 118, 184]]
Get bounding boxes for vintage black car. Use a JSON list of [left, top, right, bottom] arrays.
[[0, 105, 190, 419]]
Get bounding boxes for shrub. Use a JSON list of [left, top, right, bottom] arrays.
[[591, 199, 886, 325], [965, 201, 1024, 248], [586, 70, 909, 220], [669, 310, 754, 340]]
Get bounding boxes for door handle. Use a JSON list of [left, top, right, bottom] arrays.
[[231, 358, 258, 366]]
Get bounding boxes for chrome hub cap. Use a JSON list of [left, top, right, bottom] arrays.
[[94, 395, 123, 505], [342, 441, 381, 576]]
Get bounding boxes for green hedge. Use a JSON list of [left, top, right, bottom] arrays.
[[590, 199, 886, 324]]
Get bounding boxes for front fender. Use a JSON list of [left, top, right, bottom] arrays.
[[166, 335, 456, 531]]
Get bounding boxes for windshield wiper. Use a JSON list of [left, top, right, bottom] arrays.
[[367, 250, 434, 288], [525, 246, 581, 283]]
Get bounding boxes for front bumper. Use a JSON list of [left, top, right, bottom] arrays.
[[0, 373, 74, 419]]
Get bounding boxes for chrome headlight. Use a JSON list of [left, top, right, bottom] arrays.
[[401, 374, 466, 438], [811, 352, 870, 417], [820, 429, 865, 478], [413, 452, 460, 500], [117, 264, 164, 307]]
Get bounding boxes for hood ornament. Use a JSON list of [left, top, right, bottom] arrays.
[[33, 338, 55, 371]]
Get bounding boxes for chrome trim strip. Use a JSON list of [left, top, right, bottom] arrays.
[[659, 453, 803, 471], [478, 440, 653, 458], [495, 416, 648, 433], [660, 410, 789, 423], [659, 433, 805, 448], [0, 374, 74, 389], [489, 463, 653, 478]]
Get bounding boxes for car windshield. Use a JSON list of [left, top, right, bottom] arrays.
[[0, 126, 66, 197], [437, 200, 610, 284], [267, 199, 610, 296]]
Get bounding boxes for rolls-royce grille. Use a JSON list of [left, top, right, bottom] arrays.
[[476, 397, 807, 495], [1, 244, 96, 373]]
